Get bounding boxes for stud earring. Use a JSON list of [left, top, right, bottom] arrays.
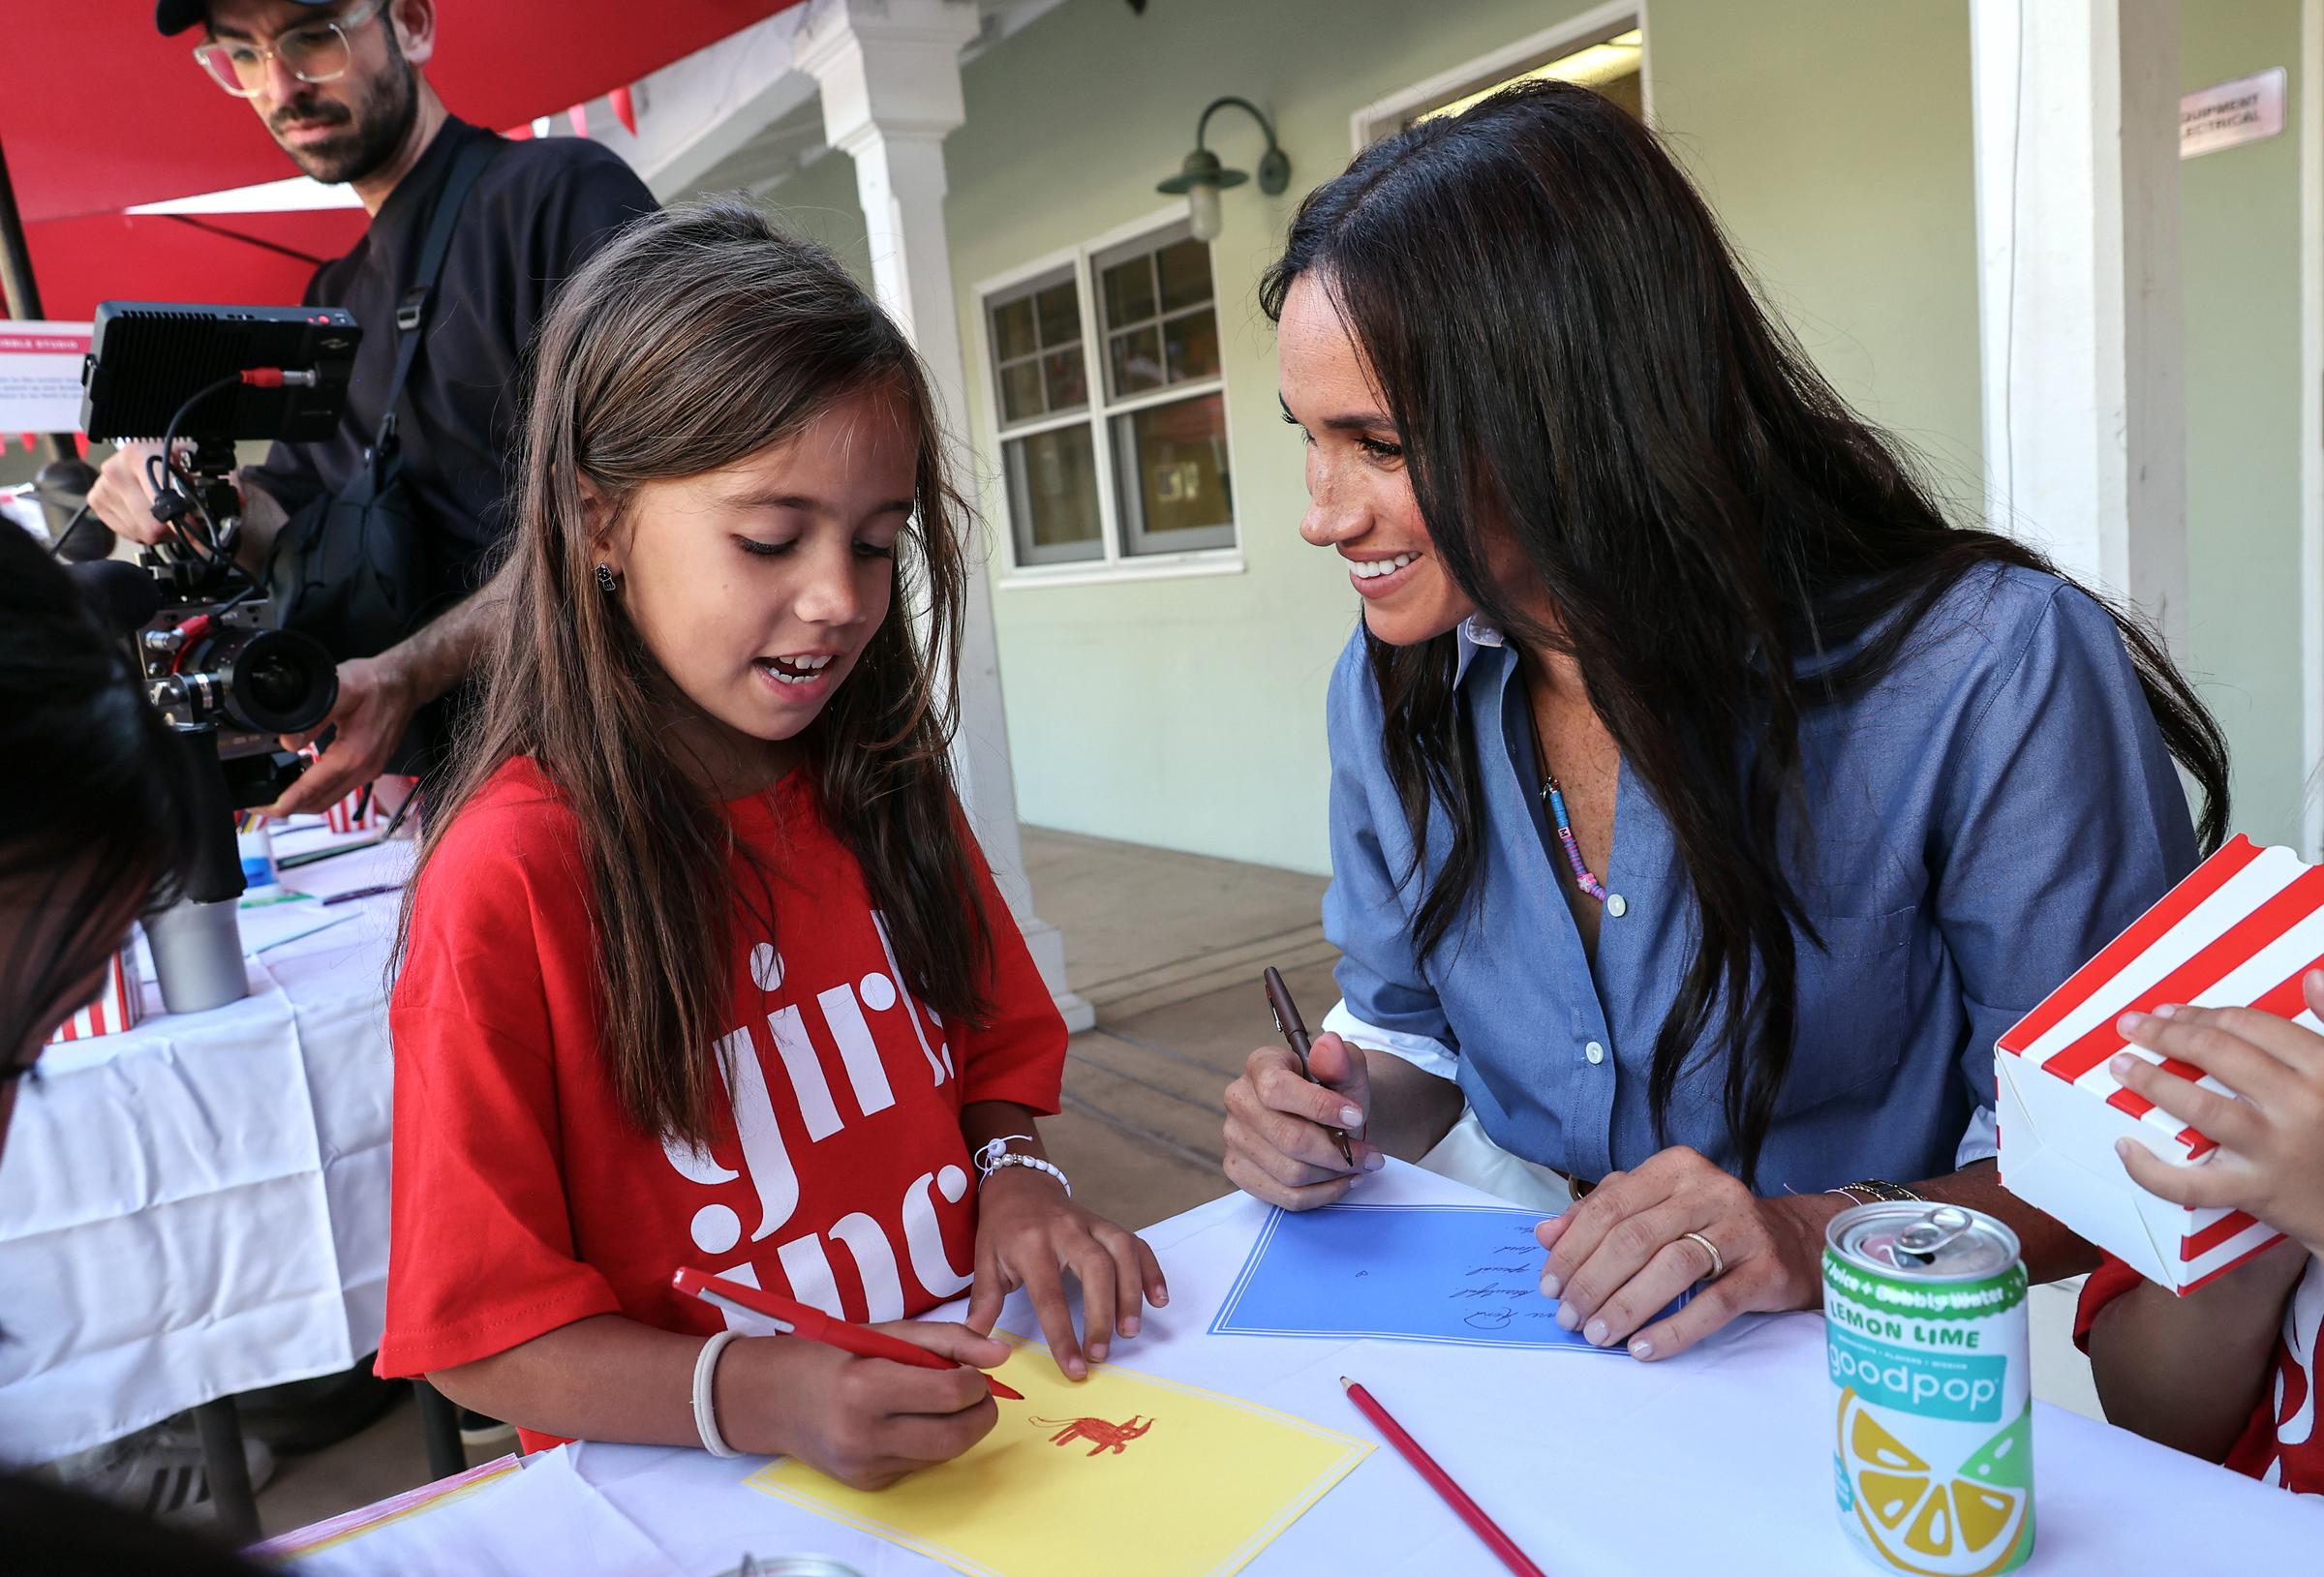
[[595, 563, 619, 593]]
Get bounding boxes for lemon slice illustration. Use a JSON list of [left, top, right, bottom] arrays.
[[1835, 1388, 2033, 1577]]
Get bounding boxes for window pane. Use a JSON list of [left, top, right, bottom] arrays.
[[1042, 349, 1087, 412], [1162, 308, 1219, 384], [1005, 426, 1103, 562], [1035, 283, 1081, 349], [1108, 325, 1163, 397], [1112, 392, 1233, 553], [992, 296, 1037, 361], [999, 360, 1044, 424], [1101, 255, 1157, 330], [1155, 239, 1213, 313]]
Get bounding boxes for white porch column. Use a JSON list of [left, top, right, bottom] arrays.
[[1970, 0, 2187, 651], [794, 0, 1093, 1031]]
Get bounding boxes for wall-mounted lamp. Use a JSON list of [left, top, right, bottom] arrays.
[[1155, 96, 1291, 244]]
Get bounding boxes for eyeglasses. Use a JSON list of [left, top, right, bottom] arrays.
[[191, 0, 387, 99]]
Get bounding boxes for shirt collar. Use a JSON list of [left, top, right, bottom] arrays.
[[1454, 615, 1506, 684]]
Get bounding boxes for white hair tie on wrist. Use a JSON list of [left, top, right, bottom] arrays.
[[692, 1328, 744, 1458]]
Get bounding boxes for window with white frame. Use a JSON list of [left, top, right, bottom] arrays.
[[1351, 12, 1644, 149], [984, 221, 1235, 572]]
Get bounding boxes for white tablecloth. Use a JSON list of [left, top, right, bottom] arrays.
[[296, 1163, 2324, 1575], [0, 842, 411, 1463]]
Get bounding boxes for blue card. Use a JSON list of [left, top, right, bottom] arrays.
[[1209, 1201, 1681, 1350]]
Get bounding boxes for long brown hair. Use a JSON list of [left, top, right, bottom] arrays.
[[1263, 81, 2229, 1184], [398, 198, 989, 1145]]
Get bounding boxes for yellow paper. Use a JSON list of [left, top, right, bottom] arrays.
[[746, 1335, 1370, 1577]]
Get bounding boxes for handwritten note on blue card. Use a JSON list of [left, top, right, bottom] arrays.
[[1209, 1202, 1681, 1350]]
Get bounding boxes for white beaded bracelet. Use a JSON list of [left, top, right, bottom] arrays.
[[972, 1135, 1071, 1198], [691, 1328, 744, 1458]]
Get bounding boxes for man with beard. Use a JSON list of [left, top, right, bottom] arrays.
[[72, 0, 652, 1497], [87, 0, 655, 815]]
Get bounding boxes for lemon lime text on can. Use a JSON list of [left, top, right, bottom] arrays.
[[1824, 1203, 2033, 1577]]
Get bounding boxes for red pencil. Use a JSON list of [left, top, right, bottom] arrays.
[[1341, 1376, 1544, 1577], [671, 1267, 1024, 1401]]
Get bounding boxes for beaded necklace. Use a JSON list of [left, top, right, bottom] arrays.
[[1539, 773, 1610, 905]]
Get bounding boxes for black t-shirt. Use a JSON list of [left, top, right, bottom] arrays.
[[246, 116, 655, 618]]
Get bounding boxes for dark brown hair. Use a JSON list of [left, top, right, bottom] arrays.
[[399, 198, 988, 1144], [1, 524, 199, 1064], [1262, 81, 2229, 1184]]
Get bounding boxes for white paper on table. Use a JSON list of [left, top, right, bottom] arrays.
[[233, 902, 354, 955], [292, 1450, 687, 1577], [286, 1165, 2324, 1574], [278, 839, 416, 902]]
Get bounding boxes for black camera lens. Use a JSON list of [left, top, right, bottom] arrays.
[[224, 628, 338, 736]]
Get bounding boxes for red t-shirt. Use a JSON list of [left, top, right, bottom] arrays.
[[378, 759, 1065, 1449], [2076, 1251, 2324, 1497]]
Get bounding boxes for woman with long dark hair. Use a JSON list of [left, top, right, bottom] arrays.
[[1222, 80, 2231, 1360]]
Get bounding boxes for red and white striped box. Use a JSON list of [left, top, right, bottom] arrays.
[[324, 788, 380, 835], [47, 944, 142, 1044], [1997, 835, 2314, 1293]]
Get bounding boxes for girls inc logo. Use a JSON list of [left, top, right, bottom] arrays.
[[661, 915, 972, 1326]]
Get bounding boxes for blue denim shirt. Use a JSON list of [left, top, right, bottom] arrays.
[[1320, 565, 2199, 1193]]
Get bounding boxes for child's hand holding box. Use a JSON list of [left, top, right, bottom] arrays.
[[1997, 836, 2322, 1291]]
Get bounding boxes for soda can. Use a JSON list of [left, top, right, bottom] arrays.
[[712, 1559, 866, 1577], [1824, 1202, 2034, 1576]]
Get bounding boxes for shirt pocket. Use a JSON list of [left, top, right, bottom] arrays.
[[1775, 902, 1922, 1118]]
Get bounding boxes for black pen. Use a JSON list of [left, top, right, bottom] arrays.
[[1262, 966, 1357, 1168], [321, 882, 404, 906]]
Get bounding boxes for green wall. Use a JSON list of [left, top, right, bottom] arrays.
[[2181, 0, 2310, 850], [902, 0, 1991, 873], [761, 0, 2311, 873]]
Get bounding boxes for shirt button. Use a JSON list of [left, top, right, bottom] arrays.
[[1584, 1041, 1605, 1065], [1606, 894, 1628, 919]]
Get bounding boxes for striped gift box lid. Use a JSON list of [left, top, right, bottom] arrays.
[[1997, 835, 2315, 1289], [1999, 835, 2324, 1161]]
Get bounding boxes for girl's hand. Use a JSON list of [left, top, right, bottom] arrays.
[[1222, 1031, 1387, 1208], [1534, 1145, 1833, 1361], [735, 1319, 1005, 1490], [2110, 969, 2324, 1259], [963, 1168, 1168, 1380]]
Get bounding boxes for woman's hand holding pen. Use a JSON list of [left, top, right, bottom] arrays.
[[1223, 1031, 1389, 1210]]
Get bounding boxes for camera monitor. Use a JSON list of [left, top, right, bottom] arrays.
[[80, 302, 359, 443]]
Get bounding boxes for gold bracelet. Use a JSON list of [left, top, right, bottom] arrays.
[[1831, 1179, 1923, 1205]]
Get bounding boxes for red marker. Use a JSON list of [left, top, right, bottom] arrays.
[[1342, 1376, 1544, 1576], [671, 1267, 1023, 1402]]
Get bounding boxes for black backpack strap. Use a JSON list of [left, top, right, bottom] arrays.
[[374, 134, 500, 454]]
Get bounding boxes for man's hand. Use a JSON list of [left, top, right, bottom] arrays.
[[85, 443, 176, 546], [262, 653, 419, 817]]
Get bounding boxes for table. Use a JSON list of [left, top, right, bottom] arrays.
[[0, 840, 413, 1470], [282, 1163, 2324, 1575]]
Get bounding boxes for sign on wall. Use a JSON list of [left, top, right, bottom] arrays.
[[2181, 67, 2287, 160], [0, 322, 91, 435]]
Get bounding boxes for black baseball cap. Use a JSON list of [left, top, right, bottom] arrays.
[[156, 0, 334, 37]]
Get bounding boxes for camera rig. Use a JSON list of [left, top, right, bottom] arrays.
[[75, 302, 363, 1011]]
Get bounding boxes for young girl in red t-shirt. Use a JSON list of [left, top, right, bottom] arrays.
[[378, 200, 1166, 1486], [2076, 969, 2324, 1497]]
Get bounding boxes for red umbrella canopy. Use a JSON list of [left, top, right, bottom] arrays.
[[1, 1, 802, 314]]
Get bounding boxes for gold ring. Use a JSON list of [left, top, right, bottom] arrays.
[[1681, 1229, 1725, 1283]]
